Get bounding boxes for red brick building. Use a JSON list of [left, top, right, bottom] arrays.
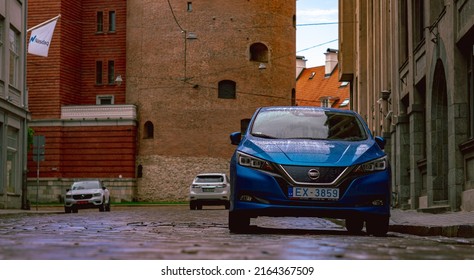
[[296, 49, 350, 108], [27, 0, 136, 202], [27, 0, 296, 202]]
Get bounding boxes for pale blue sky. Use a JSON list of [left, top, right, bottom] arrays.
[[296, 0, 339, 67]]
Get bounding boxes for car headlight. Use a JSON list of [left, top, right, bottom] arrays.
[[93, 192, 102, 197], [353, 156, 387, 173], [65, 195, 72, 199], [237, 152, 275, 172]]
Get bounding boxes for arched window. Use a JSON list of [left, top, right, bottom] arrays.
[[144, 121, 154, 139], [218, 80, 236, 99], [249, 43, 268, 62]]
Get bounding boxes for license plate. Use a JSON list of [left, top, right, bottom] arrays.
[[202, 188, 214, 192], [77, 201, 88, 204], [289, 187, 339, 200]]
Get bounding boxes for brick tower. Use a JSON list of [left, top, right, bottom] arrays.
[[127, 0, 296, 201]]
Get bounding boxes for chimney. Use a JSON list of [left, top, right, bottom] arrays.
[[296, 55, 307, 78], [324, 48, 338, 77]]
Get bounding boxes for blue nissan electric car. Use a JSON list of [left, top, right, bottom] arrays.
[[229, 106, 391, 236]]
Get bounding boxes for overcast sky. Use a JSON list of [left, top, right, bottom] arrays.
[[296, 0, 339, 68]]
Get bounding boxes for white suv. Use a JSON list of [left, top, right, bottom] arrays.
[[64, 180, 111, 213], [189, 173, 230, 210]]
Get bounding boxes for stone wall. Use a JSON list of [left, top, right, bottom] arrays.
[[27, 178, 136, 204], [136, 155, 230, 202]]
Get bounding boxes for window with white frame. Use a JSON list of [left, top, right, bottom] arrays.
[[9, 27, 20, 88], [321, 98, 330, 108], [96, 95, 114, 105], [6, 127, 18, 193]]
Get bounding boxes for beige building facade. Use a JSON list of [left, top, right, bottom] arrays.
[[339, 0, 474, 212], [0, 0, 29, 209]]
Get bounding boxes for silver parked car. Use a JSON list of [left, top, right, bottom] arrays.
[[189, 173, 230, 210], [64, 180, 111, 213]]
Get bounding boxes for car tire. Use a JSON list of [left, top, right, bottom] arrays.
[[64, 206, 72, 213], [365, 216, 389, 237], [72, 206, 78, 213], [99, 197, 106, 212], [228, 211, 250, 233], [197, 203, 203, 210], [189, 201, 196, 210], [345, 218, 364, 234], [225, 201, 230, 210]]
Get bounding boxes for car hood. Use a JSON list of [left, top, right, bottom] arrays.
[[238, 137, 385, 166]]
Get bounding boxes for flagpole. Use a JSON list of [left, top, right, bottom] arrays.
[[27, 14, 61, 33]]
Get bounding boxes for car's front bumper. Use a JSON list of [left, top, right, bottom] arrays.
[[65, 198, 104, 209], [230, 163, 391, 219]]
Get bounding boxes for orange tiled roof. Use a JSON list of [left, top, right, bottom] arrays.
[[296, 65, 350, 109]]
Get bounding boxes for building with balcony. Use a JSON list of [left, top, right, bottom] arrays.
[[339, 0, 474, 212], [27, 0, 136, 203], [0, 0, 29, 209]]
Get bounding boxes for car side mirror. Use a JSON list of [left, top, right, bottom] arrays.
[[375, 136, 386, 150], [102, 187, 106, 190], [230, 132, 242, 145], [66, 189, 70, 192]]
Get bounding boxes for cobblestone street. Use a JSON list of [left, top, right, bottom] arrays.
[[0, 205, 473, 260]]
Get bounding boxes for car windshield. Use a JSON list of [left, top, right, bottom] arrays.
[[72, 182, 101, 190], [251, 108, 367, 141], [195, 176, 224, 183]]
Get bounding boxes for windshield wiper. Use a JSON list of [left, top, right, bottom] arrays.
[[251, 132, 278, 139]]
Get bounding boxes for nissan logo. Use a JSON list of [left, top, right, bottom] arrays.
[[307, 169, 320, 181]]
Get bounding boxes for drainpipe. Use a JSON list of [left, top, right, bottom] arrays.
[[21, 0, 30, 209]]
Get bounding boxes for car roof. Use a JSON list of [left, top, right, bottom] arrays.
[[258, 106, 357, 115], [195, 173, 226, 177]]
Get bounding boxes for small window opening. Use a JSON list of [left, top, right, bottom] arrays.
[[218, 80, 236, 99], [144, 121, 154, 139], [250, 43, 269, 62]]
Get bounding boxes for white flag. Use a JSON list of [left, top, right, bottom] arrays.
[[28, 18, 58, 57]]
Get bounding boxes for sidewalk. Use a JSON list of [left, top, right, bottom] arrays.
[[0, 206, 473, 238], [389, 209, 474, 238]]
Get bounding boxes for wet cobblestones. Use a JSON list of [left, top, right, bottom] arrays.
[[0, 205, 473, 259]]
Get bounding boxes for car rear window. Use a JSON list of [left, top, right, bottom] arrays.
[[251, 108, 367, 141], [195, 176, 224, 183]]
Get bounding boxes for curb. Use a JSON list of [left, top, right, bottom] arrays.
[[389, 224, 474, 238]]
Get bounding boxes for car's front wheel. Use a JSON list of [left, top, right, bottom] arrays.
[[345, 218, 364, 234], [105, 200, 111, 212], [99, 198, 106, 212], [228, 211, 250, 233], [365, 216, 389, 237], [64, 206, 72, 213]]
